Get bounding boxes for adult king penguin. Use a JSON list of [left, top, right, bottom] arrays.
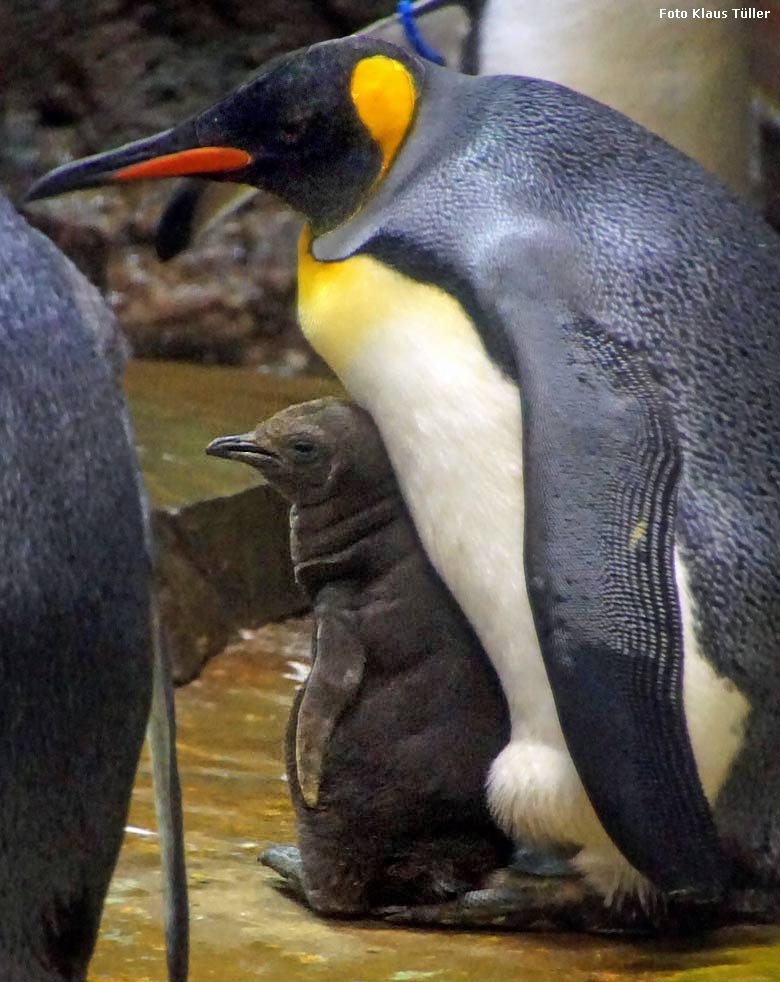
[[28, 35, 780, 909]]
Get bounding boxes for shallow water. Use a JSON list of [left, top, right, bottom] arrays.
[[90, 618, 780, 982]]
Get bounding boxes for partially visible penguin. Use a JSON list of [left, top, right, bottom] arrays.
[[0, 192, 187, 980], [207, 399, 512, 914], [464, 0, 750, 193], [27, 34, 780, 916]]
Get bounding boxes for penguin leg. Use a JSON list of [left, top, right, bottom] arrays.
[[261, 844, 780, 931], [376, 870, 648, 933], [374, 873, 780, 933], [483, 251, 726, 901], [259, 842, 611, 928]]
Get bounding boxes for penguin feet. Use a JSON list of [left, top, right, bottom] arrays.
[[260, 843, 780, 932], [572, 847, 655, 909], [260, 843, 650, 933], [261, 842, 581, 928], [260, 842, 371, 915], [486, 739, 654, 906], [261, 836, 511, 915]]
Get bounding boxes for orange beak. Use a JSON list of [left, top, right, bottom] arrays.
[[111, 146, 251, 183]]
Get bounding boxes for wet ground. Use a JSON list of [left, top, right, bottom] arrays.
[[90, 617, 780, 982]]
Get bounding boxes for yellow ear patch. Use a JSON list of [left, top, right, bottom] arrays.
[[349, 56, 416, 179]]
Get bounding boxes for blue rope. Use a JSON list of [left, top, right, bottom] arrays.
[[397, 0, 446, 66]]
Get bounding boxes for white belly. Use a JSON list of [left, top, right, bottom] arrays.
[[298, 251, 749, 901], [343, 313, 553, 739]]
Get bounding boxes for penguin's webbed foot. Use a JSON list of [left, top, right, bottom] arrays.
[[260, 846, 647, 933], [260, 844, 780, 933], [374, 867, 659, 934], [260, 843, 306, 898]]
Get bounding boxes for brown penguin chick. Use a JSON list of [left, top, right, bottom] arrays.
[[207, 398, 512, 915]]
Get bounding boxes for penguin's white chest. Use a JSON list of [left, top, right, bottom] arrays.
[[343, 313, 554, 735], [298, 241, 550, 735]]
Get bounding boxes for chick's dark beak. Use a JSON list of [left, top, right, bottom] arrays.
[[206, 433, 276, 469], [26, 119, 252, 201]]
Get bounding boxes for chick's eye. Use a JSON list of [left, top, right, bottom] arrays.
[[289, 439, 317, 457]]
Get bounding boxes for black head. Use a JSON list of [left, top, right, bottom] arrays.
[[205, 398, 394, 506], [27, 37, 426, 235]]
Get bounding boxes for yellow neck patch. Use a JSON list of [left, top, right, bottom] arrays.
[[298, 225, 374, 372], [298, 225, 477, 380], [349, 55, 416, 179]]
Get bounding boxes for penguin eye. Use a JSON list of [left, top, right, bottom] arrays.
[[279, 123, 304, 145], [287, 437, 319, 460], [277, 109, 314, 146]]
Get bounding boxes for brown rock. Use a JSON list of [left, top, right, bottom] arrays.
[[154, 487, 307, 685]]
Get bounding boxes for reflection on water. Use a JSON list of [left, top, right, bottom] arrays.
[[90, 618, 780, 982]]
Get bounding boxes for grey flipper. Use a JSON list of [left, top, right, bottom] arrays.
[[147, 599, 189, 982], [260, 844, 305, 892], [72, 231, 190, 979], [492, 247, 725, 898], [296, 613, 366, 807], [132, 392, 189, 981]]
